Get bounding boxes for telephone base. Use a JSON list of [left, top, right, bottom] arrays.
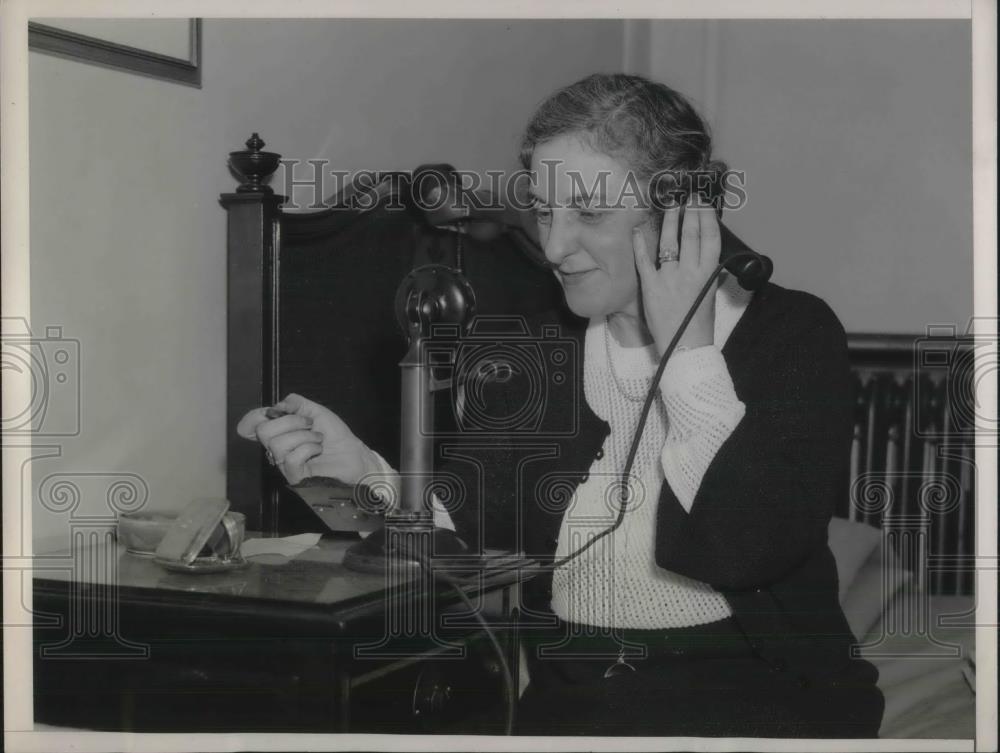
[[342, 523, 471, 575]]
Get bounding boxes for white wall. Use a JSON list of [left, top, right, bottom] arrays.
[[28, 19, 624, 551], [647, 20, 973, 334]]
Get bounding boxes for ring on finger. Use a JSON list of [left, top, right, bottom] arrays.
[[658, 248, 680, 264], [265, 449, 277, 466]]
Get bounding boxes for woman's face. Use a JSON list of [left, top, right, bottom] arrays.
[[529, 133, 654, 320]]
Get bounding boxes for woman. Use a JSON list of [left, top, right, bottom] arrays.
[[238, 73, 884, 737]]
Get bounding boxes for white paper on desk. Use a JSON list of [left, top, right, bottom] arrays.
[[241, 533, 321, 559]]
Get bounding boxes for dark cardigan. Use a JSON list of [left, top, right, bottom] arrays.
[[442, 278, 868, 677]]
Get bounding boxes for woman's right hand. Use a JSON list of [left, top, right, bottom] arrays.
[[236, 393, 380, 486]]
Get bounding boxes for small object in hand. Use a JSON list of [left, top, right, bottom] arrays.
[[289, 476, 383, 533], [264, 407, 288, 465], [264, 408, 284, 466]]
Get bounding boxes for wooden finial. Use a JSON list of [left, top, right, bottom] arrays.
[[246, 132, 265, 151], [229, 132, 281, 193]]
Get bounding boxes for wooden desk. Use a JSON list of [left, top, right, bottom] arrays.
[[32, 532, 522, 733]]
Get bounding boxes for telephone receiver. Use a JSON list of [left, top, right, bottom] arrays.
[[412, 164, 773, 292]]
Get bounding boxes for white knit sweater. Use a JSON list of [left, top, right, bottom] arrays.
[[549, 273, 752, 628], [373, 273, 753, 629]]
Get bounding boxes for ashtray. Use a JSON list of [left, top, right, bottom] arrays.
[[153, 553, 248, 574]]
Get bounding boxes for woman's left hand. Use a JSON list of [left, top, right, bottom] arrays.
[[632, 200, 721, 357]]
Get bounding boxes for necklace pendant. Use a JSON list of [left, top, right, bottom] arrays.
[[603, 648, 637, 678]]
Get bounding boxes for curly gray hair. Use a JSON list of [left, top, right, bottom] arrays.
[[519, 73, 727, 208]]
